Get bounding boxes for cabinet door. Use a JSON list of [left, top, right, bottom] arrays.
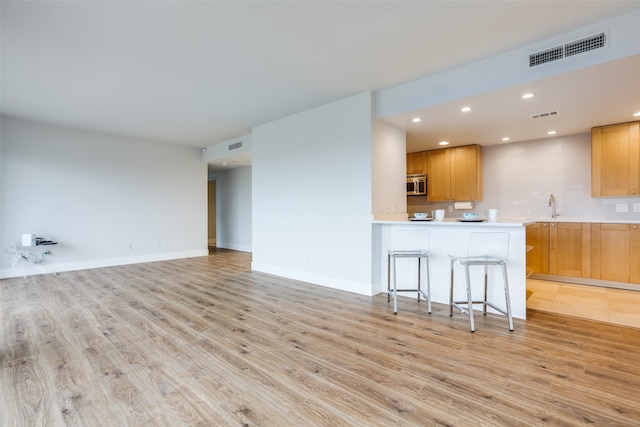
[[450, 145, 482, 201], [631, 225, 640, 284], [549, 222, 591, 278], [592, 121, 640, 196], [426, 148, 450, 201], [406, 152, 427, 175], [591, 224, 630, 282], [526, 222, 549, 274], [592, 223, 640, 284]]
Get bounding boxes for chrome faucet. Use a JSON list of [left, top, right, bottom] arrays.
[[549, 194, 559, 219]]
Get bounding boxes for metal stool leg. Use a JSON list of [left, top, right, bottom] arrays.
[[449, 259, 455, 317], [502, 262, 514, 331], [465, 264, 475, 332], [483, 264, 488, 316], [392, 256, 398, 314], [387, 254, 391, 303], [417, 258, 421, 302], [425, 255, 432, 314]]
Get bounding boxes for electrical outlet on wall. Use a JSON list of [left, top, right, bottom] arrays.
[[615, 203, 628, 213], [634, 203, 640, 213]]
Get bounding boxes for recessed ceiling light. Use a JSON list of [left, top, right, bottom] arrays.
[[439, 141, 450, 146], [547, 130, 557, 135], [461, 106, 471, 112], [502, 137, 510, 142], [522, 93, 535, 99], [412, 117, 422, 123], [634, 111, 640, 117]]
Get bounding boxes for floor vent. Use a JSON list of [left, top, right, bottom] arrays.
[[529, 31, 607, 67], [530, 110, 560, 120], [228, 141, 243, 151]]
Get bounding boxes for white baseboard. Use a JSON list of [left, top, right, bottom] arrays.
[[216, 242, 252, 252], [251, 262, 374, 296], [0, 249, 210, 279]]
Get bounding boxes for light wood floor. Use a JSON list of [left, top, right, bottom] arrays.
[[527, 279, 640, 329], [2, 249, 639, 426]]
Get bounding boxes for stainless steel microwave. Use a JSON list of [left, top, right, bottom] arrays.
[[407, 174, 427, 196]]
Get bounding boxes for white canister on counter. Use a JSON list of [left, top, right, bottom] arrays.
[[487, 209, 499, 222]]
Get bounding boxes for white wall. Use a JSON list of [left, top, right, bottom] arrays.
[[0, 117, 208, 277], [408, 133, 640, 222], [214, 166, 252, 252], [371, 120, 407, 220], [251, 92, 375, 295]]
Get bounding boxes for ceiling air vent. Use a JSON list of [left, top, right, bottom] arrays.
[[565, 32, 607, 58], [529, 45, 563, 67], [528, 31, 607, 67], [228, 141, 243, 151], [530, 110, 560, 120]]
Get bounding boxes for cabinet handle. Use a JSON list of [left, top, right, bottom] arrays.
[[543, 224, 548, 227], [551, 223, 556, 227], [632, 190, 637, 195], [634, 226, 638, 230]]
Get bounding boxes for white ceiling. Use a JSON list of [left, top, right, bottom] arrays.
[[2, 1, 640, 167]]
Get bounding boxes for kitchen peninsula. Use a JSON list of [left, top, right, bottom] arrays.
[[372, 219, 533, 319]]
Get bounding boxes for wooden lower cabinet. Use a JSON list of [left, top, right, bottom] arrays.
[[549, 222, 591, 278], [592, 223, 640, 284], [526, 221, 640, 285], [526, 222, 549, 274]]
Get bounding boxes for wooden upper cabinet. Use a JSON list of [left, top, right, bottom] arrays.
[[592, 223, 640, 284], [549, 222, 591, 278], [426, 148, 451, 201], [406, 152, 427, 175], [426, 144, 482, 202], [592, 121, 640, 197], [450, 145, 482, 201], [526, 222, 550, 274]]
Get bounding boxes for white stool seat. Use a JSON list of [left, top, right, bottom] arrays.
[[387, 229, 431, 315], [449, 232, 513, 332]]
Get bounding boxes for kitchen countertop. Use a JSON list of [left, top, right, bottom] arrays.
[[373, 218, 535, 226], [375, 218, 640, 225], [522, 218, 640, 224]]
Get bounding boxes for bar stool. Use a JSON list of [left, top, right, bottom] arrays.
[[449, 231, 513, 332], [387, 228, 431, 314]]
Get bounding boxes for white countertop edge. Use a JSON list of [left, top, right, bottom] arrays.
[[523, 218, 640, 224], [372, 219, 534, 226], [374, 218, 640, 225]]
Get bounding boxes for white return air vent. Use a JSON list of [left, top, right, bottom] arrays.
[[530, 110, 560, 120], [228, 141, 243, 151], [529, 31, 607, 67]]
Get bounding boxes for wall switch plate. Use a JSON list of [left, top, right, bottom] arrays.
[[634, 203, 640, 213], [616, 203, 629, 213]]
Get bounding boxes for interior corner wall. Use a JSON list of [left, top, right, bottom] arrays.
[[0, 116, 208, 278], [214, 166, 252, 252], [207, 180, 217, 244], [251, 92, 375, 295], [372, 121, 407, 218]]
